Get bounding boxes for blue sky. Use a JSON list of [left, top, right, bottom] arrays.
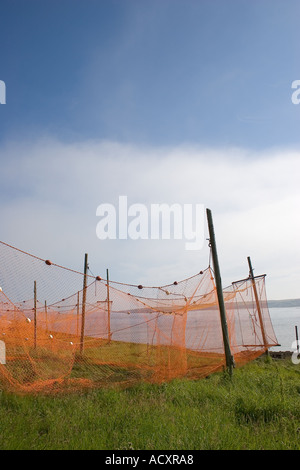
[[1, 0, 299, 146], [0, 0, 300, 299]]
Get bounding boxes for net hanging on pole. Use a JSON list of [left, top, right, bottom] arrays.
[[0, 240, 278, 394]]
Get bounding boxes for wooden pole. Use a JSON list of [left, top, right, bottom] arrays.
[[247, 257, 269, 354], [106, 268, 111, 343], [80, 253, 88, 354], [44, 300, 48, 332], [206, 209, 234, 374], [34, 281, 37, 349], [77, 291, 80, 337], [295, 326, 299, 353]]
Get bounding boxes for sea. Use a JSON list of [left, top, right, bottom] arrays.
[[269, 307, 300, 351]]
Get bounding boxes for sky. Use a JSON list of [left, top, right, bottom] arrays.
[[0, 0, 299, 300]]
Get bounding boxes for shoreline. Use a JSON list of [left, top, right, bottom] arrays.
[[266, 350, 294, 359]]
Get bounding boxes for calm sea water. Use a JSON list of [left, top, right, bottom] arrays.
[[269, 307, 300, 351]]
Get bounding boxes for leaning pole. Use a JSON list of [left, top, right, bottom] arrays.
[[247, 256, 269, 354], [206, 208, 235, 375], [80, 253, 88, 355]]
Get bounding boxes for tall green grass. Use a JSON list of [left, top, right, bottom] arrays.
[[0, 357, 299, 450]]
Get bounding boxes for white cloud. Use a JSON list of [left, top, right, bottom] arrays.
[[0, 138, 299, 299]]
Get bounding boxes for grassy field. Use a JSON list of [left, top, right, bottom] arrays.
[[0, 357, 299, 450]]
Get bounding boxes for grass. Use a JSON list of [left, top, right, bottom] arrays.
[[3, 338, 225, 389], [0, 357, 299, 450]]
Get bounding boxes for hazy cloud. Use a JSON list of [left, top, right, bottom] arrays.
[[0, 138, 299, 298]]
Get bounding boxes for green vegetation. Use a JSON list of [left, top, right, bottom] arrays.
[[0, 358, 299, 450]]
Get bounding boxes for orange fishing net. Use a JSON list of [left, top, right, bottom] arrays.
[[0, 240, 278, 394]]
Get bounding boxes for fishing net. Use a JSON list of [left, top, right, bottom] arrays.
[[0, 240, 278, 394]]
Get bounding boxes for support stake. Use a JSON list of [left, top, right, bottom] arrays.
[[77, 291, 80, 337], [106, 268, 111, 343], [206, 208, 234, 374], [295, 326, 299, 353], [80, 253, 88, 354], [247, 256, 269, 355], [34, 281, 37, 349], [45, 300, 48, 332]]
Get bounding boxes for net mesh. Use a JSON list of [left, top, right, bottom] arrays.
[[0, 240, 278, 394]]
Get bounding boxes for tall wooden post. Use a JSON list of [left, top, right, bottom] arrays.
[[44, 300, 48, 332], [76, 291, 80, 337], [295, 326, 299, 353], [206, 209, 234, 374], [106, 268, 111, 343], [247, 257, 269, 354], [34, 281, 37, 349], [80, 253, 88, 354]]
